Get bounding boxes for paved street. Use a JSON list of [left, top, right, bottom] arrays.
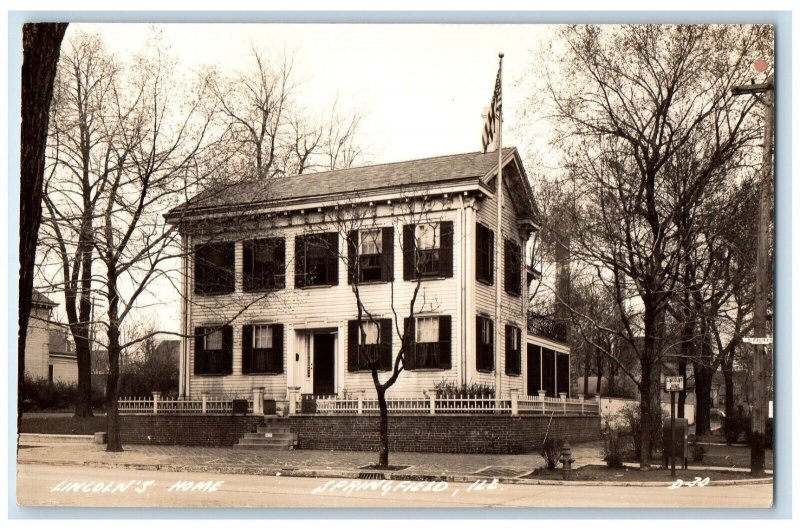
[[17, 464, 772, 508]]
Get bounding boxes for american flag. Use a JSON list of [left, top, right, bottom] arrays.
[[481, 65, 502, 153]]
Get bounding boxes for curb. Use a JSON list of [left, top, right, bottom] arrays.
[[17, 458, 774, 488]]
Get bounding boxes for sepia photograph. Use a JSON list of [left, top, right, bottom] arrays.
[[12, 13, 783, 514]]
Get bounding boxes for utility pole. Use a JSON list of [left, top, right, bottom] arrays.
[[732, 69, 773, 477]]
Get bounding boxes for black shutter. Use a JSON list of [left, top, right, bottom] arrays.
[[381, 227, 394, 282], [403, 317, 416, 370], [326, 232, 339, 285], [504, 239, 521, 296], [439, 221, 453, 278], [347, 320, 359, 372], [222, 243, 235, 292], [222, 325, 233, 374], [347, 230, 358, 285], [242, 241, 253, 291], [194, 327, 205, 375], [295, 236, 305, 288], [242, 325, 253, 374], [476, 223, 494, 284], [274, 239, 286, 289], [379, 318, 393, 371], [271, 324, 284, 374], [403, 224, 415, 281], [438, 315, 452, 370]]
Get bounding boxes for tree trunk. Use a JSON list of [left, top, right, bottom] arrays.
[[105, 273, 123, 452], [74, 333, 93, 417], [723, 359, 735, 419], [377, 387, 389, 468], [18, 22, 67, 435], [639, 360, 653, 469], [677, 357, 687, 419], [693, 362, 715, 437], [583, 351, 590, 395]]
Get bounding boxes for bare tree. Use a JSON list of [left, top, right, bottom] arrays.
[[529, 24, 772, 468], [205, 47, 366, 183], [309, 194, 445, 467], [38, 32, 120, 417], [19, 22, 67, 432]]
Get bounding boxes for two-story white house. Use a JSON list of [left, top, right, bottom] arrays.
[[166, 148, 571, 405]]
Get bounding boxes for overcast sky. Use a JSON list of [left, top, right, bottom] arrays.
[[73, 23, 552, 163]]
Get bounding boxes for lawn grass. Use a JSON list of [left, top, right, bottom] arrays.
[[19, 414, 107, 435]]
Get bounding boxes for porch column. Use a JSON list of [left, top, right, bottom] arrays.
[[288, 386, 300, 416]]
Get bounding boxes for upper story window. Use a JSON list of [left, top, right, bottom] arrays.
[[242, 324, 284, 374], [295, 233, 339, 287], [403, 315, 452, 370], [243, 238, 285, 291], [194, 242, 235, 296], [504, 238, 522, 297], [402, 221, 453, 280], [476, 316, 494, 372], [476, 222, 494, 285], [347, 227, 394, 284]]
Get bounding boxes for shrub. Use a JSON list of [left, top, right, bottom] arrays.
[[722, 414, 750, 444], [433, 379, 495, 398], [21, 375, 107, 412], [540, 437, 564, 470], [602, 427, 626, 468], [619, 403, 668, 460]]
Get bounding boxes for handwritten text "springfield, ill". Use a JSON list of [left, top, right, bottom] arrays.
[[311, 478, 500, 496]]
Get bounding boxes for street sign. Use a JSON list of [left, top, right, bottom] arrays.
[[665, 376, 684, 392], [743, 337, 772, 345]]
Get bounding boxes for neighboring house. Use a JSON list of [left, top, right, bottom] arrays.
[[166, 148, 571, 402], [24, 291, 78, 384], [47, 328, 79, 384]]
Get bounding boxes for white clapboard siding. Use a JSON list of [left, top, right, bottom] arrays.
[[473, 179, 526, 393], [186, 203, 461, 399]]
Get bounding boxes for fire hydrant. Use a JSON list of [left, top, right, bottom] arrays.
[[559, 441, 575, 480]]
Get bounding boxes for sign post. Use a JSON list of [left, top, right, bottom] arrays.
[[665, 376, 685, 478]]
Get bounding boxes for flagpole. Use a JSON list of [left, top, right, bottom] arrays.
[[494, 52, 504, 406]]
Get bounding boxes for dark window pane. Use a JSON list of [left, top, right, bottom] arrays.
[[194, 242, 235, 295]]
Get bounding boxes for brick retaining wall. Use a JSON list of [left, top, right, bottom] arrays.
[[289, 414, 601, 454], [117, 413, 599, 452], [119, 414, 264, 446]]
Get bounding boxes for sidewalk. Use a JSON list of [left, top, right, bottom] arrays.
[[16, 440, 771, 486]]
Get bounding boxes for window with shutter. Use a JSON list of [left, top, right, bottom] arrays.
[[404, 315, 451, 370], [349, 227, 394, 284], [347, 318, 392, 371], [194, 325, 232, 375], [243, 324, 284, 374], [194, 242, 235, 295], [505, 325, 522, 376], [243, 238, 285, 291], [476, 223, 494, 285], [295, 233, 339, 287], [403, 221, 453, 280], [476, 316, 494, 372]]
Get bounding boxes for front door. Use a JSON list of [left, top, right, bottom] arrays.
[[313, 333, 336, 395]]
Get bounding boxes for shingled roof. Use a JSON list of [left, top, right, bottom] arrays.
[[168, 148, 526, 219]]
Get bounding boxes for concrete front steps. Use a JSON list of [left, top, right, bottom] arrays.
[[234, 417, 297, 450]]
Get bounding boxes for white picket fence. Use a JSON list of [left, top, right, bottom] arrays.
[[118, 394, 253, 415], [304, 393, 600, 416], [119, 392, 600, 416]]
